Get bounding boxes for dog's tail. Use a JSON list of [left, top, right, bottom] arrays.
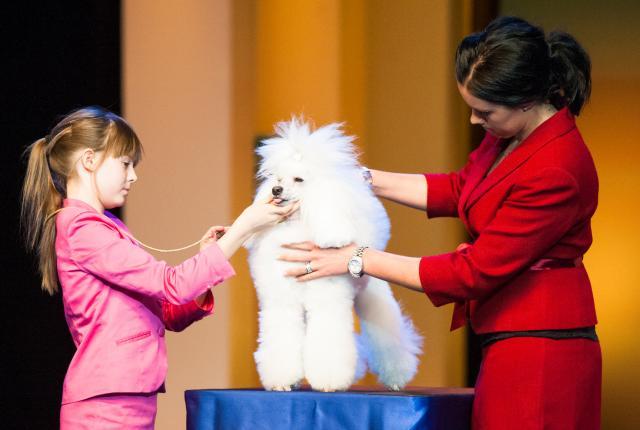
[[354, 277, 422, 390]]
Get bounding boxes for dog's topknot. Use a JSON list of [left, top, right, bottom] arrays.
[[256, 117, 360, 180]]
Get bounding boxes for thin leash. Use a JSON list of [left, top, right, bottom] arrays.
[[45, 208, 201, 253]]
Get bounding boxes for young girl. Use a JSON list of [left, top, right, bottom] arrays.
[[21, 106, 297, 429]]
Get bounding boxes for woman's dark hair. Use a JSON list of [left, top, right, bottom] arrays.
[[455, 16, 591, 115]]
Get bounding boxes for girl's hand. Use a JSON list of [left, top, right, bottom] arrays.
[[235, 196, 299, 235], [279, 241, 357, 282], [200, 225, 228, 252]]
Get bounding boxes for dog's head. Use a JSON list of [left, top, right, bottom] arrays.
[[255, 117, 361, 206], [251, 117, 389, 249]]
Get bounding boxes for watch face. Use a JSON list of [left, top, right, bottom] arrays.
[[348, 257, 363, 274]]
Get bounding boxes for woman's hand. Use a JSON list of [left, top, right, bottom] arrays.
[[199, 225, 229, 252], [234, 196, 299, 236], [279, 241, 357, 282]]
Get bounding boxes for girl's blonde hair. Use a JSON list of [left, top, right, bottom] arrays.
[[21, 106, 143, 294]]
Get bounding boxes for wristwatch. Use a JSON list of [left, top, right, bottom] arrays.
[[348, 246, 368, 278]]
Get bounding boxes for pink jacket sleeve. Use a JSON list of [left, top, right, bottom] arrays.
[[67, 211, 235, 305]]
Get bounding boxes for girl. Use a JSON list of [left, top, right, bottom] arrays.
[[281, 17, 600, 430], [21, 106, 297, 429]]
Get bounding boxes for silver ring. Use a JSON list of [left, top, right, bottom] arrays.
[[305, 261, 313, 274]]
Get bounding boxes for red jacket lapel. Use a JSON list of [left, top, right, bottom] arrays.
[[457, 133, 503, 216], [463, 107, 576, 212]]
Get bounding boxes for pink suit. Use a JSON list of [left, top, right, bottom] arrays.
[[56, 199, 235, 428]]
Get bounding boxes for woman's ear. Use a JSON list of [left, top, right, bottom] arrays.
[[521, 102, 535, 112]]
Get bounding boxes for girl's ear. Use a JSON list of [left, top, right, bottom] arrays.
[[80, 149, 98, 172]]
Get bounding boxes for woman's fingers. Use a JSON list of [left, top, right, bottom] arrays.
[[283, 262, 324, 281], [281, 241, 315, 251], [279, 251, 312, 263]]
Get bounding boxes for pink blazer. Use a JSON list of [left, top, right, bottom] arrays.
[[55, 199, 235, 404]]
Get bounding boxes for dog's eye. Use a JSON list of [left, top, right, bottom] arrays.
[[294, 177, 305, 183]]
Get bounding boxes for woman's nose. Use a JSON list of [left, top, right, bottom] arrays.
[[470, 112, 484, 125], [272, 185, 283, 196]]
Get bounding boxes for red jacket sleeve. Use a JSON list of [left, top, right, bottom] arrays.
[[162, 290, 214, 332], [420, 167, 580, 306], [425, 137, 491, 218]]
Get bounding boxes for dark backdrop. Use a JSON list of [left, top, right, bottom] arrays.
[[1, 2, 121, 427]]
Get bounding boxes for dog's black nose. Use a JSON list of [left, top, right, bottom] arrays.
[[272, 186, 283, 196]]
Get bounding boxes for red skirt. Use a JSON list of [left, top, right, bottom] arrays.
[[472, 336, 601, 430], [60, 392, 157, 429]]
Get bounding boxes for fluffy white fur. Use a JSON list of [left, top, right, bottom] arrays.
[[245, 118, 422, 392]]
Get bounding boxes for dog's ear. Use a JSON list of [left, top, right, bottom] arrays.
[[301, 178, 358, 248]]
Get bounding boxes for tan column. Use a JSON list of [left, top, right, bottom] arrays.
[[123, 1, 233, 428]]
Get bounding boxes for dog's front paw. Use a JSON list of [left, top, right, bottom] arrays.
[[267, 385, 293, 392]]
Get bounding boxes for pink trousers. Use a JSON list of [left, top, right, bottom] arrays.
[[60, 392, 157, 429]]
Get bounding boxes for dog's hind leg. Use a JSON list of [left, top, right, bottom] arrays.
[[302, 279, 358, 392], [355, 277, 422, 390], [254, 300, 305, 391]]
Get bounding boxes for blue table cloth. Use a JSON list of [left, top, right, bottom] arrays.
[[185, 386, 474, 430]]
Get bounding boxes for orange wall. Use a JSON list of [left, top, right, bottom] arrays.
[[501, 1, 640, 428]]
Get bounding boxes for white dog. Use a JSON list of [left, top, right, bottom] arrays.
[[245, 118, 422, 392]]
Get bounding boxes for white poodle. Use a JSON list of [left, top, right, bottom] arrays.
[[245, 118, 422, 392]]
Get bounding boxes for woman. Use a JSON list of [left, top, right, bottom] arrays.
[[281, 16, 600, 429]]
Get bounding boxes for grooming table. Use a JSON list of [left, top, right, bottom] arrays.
[[185, 386, 473, 430]]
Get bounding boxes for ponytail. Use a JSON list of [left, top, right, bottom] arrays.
[[21, 137, 63, 294], [20, 106, 144, 295], [456, 16, 592, 116], [547, 31, 591, 116]]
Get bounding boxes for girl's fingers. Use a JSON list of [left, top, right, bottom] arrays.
[[272, 203, 295, 215], [261, 194, 277, 204], [215, 226, 229, 239]]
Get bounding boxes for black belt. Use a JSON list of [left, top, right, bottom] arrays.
[[477, 326, 598, 348]]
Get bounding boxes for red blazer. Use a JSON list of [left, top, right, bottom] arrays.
[[419, 107, 598, 333]]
